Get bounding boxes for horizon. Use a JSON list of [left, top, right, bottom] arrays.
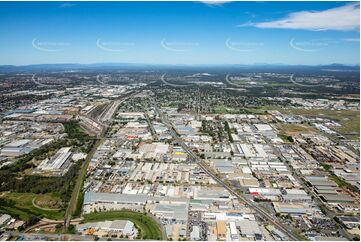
[[0, 1, 360, 66], [1, 62, 360, 67]]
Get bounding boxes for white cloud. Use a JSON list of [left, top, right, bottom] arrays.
[[60, 3, 77, 8], [343, 38, 360, 42], [247, 3, 360, 31], [201, 1, 232, 6]]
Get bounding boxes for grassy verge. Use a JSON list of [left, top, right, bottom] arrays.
[[83, 210, 163, 240], [65, 138, 100, 220], [72, 191, 84, 218], [329, 174, 358, 193], [320, 163, 358, 193]]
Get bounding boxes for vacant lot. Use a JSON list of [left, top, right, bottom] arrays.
[[83, 210, 163, 240], [0, 192, 64, 221], [276, 108, 359, 140], [278, 123, 316, 136]]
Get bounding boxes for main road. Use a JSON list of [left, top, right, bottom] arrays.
[[151, 99, 299, 241]]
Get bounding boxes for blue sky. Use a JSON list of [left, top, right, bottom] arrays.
[[0, 1, 359, 65]]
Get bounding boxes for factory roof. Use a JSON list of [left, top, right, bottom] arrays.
[[84, 192, 148, 204], [237, 220, 262, 236]]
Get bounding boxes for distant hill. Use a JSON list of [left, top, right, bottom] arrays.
[[0, 63, 359, 73]]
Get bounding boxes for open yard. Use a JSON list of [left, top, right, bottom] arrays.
[[0, 192, 64, 221], [214, 105, 271, 114], [275, 108, 360, 140], [277, 123, 316, 136], [82, 210, 163, 240]]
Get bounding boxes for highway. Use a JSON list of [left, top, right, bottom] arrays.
[[224, 74, 245, 88], [95, 74, 106, 85], [31, 74, 49, 87], [152, 100, 299, 241], [161, 73, 191, 87], [289, 74, 321, 87]]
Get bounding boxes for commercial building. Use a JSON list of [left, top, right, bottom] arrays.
[[76, 220, 136, 237]]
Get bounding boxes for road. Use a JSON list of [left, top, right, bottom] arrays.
[[289, 74, 321, 87], [95, 74, 106, 85], [275, 143, 354, 240], [224, 74, 245, 88], [31, 74, 48, 87], [6, 231, 94, 241], [151, 99, 299, 241], [24, 218, 83, 233], [161, 73, 190, 87], [145, 112, 158, 140]]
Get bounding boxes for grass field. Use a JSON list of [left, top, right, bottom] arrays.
[[274, 108, 360, 140], [214, 105, 238, 114], [83, 210, 163, 240], [214, 105, 270, 114], [0, 192, 64, 220], [277, 123, 316, 136]]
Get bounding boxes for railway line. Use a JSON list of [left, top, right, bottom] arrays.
[[153, 101, 299, 241]]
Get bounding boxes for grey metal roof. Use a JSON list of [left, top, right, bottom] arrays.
[[236, 220, 261, 236], [84, 192, 148, 204]]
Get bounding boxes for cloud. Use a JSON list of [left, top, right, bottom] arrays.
[[59, 3, 77, 8], [243, 3, 360, 31], [201, 1, 232, 6], [343, 38, 360, 42]]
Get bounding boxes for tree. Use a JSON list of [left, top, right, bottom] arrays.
[[26, 215, 40, 227], [67, 224, 76, 234], [287, 135, 294, 142]]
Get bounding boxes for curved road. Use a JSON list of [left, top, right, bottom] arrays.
[[289, 74, 322, 87], [224, 74, 246, 88], [161, 74, 191, 87]]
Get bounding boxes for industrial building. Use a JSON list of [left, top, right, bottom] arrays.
[[76, 220, 137, 237], [37, 147, 72, 176]]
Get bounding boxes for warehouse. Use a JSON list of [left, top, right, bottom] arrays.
[[76, 220, 136, 237], [282, 189, 312, 202], [216, 221, 226, 241], [237, 220, 262, 239], [336, 216, 359, 229], [194, 187, 230, 201], [249, 188, 282, 196], [152, 203, 188, 224], [304, 176, 337, 187], [84, 192, 148, 205], [273, 202, 310, 215], [320, 194, 354, 204], [37, 147, 72, 175], [211, 159, 235, 174]]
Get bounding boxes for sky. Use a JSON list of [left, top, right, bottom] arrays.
[[0, 1, 359, 65]]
